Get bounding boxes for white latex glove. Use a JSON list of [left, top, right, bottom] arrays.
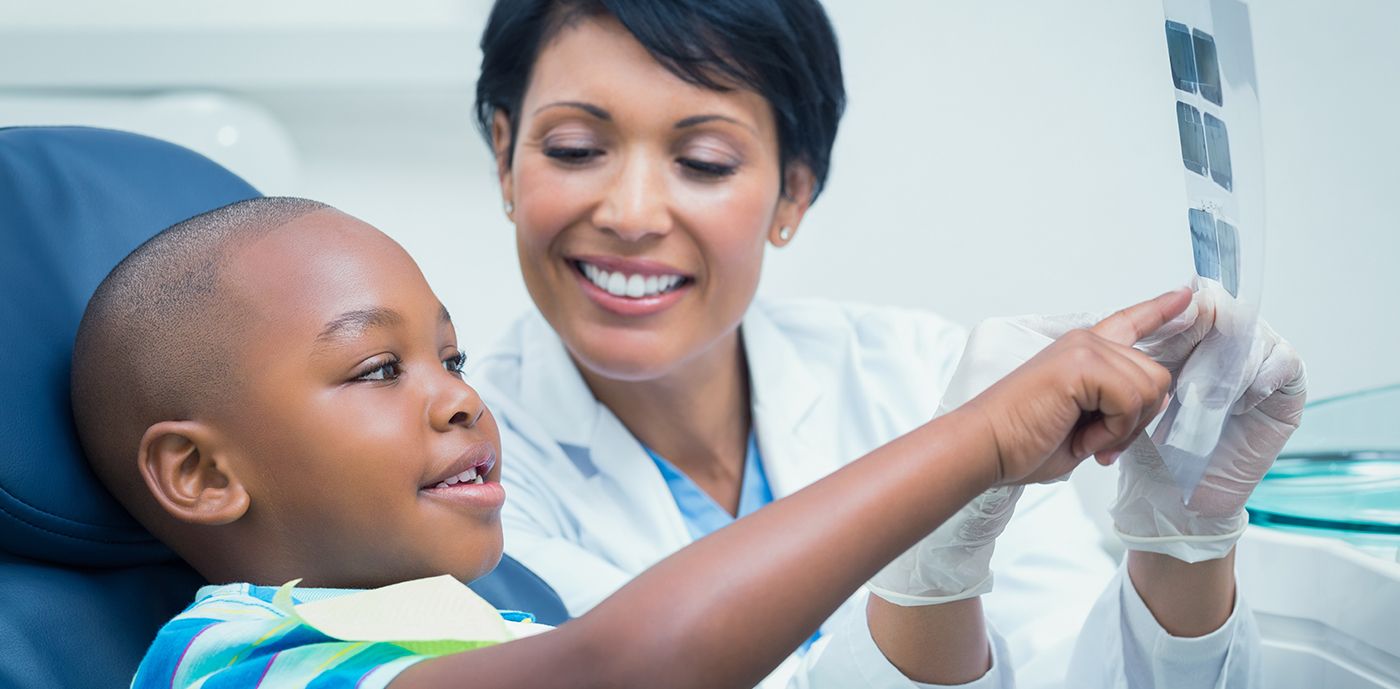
[[1112, 301, 1307, 562], [1002, 282, 1309, 562], [867, 319, 1031, 606]]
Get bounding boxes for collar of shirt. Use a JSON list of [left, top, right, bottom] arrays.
[[642, 430, 774, 541]]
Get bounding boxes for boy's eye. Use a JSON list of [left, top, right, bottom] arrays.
[[443, 352, 467, 377], [353, 357, 402, 382]]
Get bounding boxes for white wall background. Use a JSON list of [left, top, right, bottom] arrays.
[[1, 0, 1395, 401]]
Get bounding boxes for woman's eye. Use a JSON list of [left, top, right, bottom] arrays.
[[679, 158, 738, 178], [544, 147, 603, 164], [354, 359, 401, 382], [444, 352, 468, 377]]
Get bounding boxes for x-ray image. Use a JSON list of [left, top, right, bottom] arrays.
[[1163, 22, 1222, 108], [1189, 207, 1220, 281], [1159, 0, 1265, 500], [1177, 102, 1208, 175], [1216, 218, 1239, 296], [1204, 112, 1231, 190], [1166, 21, 1198, 92], [1187, 207, 1241, 297], [1192, 29, 1223, 105]]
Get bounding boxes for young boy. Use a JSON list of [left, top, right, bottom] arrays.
[[70, 197, 1184, 689]]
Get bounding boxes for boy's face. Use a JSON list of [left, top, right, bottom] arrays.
[[215, 210, 505, 586]]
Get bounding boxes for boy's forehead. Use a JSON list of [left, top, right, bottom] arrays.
[[224, 211, 438, 337]]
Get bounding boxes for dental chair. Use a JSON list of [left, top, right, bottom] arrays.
[[0, 126, 568, 689]]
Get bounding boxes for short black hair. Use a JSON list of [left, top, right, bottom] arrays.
[[71, 197, 329, 522], [474, 0, 846, 201]]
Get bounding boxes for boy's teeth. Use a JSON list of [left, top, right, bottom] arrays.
[[579, 261, 685, 298], [432, 466, 484, 489]]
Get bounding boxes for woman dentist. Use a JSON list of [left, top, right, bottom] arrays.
[[467, 1, 1307, 687]]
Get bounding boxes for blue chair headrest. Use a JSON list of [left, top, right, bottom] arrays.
[[0, 126, 260, 567]]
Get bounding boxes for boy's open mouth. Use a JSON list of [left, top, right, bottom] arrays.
[[420, 448, 505, 511], [429, 464, 486, 488], [421, 447, 497, 490]]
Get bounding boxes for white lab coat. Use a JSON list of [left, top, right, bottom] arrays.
[[472, 299, 1259, 689]]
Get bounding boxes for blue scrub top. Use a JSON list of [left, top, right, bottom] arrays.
[[644, 431, 822, 651], [643, 430, 774, 540]]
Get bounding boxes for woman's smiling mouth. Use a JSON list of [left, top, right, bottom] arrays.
[[578, 261, 686, 298], [568, 255, 693, 316]]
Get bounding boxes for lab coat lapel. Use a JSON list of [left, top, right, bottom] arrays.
[[516, 315, 597, 449], [743, 305, 837, 499], [587, 407, 694, 561], [515, 315, 693, 564]]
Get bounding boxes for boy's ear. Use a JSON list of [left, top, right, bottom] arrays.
[[137, 421, 249, 526], [491, 110, 516, 213], [769, 163, 816, 248]]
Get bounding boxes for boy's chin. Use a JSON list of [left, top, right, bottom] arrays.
[[353, 546, 504, 590], [442, 526, 506, 584], [459, 546, 506, 584]]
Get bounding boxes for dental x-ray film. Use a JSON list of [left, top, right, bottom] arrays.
[[1156, 0, 1265, 499]]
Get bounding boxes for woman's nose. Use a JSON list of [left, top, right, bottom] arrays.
[[592, 150, 672, 242]]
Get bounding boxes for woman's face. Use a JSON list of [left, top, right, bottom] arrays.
[[497, 16, 812, 382]]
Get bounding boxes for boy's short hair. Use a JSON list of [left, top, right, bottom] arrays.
[[71, 196, 328, 524]]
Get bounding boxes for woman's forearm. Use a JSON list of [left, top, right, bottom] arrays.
[[396, 408, 999, 689], [867, 596, 991, 685], [1126, 549, 1236, 637]]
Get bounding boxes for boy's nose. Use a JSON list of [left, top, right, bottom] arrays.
[[431, 380, 485, 432], [446, 408, 481, 429]]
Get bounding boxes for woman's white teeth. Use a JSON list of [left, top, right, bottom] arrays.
[[607, 272, 626, 295], [580, 262, 683, 298]]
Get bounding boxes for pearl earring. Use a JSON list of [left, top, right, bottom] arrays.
[[778, 226, 792, 242], [504, 201, 514, 215]]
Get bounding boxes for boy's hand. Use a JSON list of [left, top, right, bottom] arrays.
[[962, 289, 1190, 486]]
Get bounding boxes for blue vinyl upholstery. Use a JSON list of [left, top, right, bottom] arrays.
[[0, 127, 566, 689]]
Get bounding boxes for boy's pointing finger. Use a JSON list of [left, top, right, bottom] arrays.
[[1091, 288, 1193, 347]]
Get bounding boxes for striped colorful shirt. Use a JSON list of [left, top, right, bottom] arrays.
[[133, 580, 544, 689]]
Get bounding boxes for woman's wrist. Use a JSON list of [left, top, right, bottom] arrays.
[[1125, 548, 1237, 637], [867, 595, 992, 685]]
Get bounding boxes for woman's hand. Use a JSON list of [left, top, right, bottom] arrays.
[[1113, 301, 1308, 561], [961, 289, 1190, 486]]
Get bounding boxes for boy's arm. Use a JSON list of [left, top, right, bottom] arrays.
[[394, 407, 999, 689], [393, 290, 1187, 689]]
